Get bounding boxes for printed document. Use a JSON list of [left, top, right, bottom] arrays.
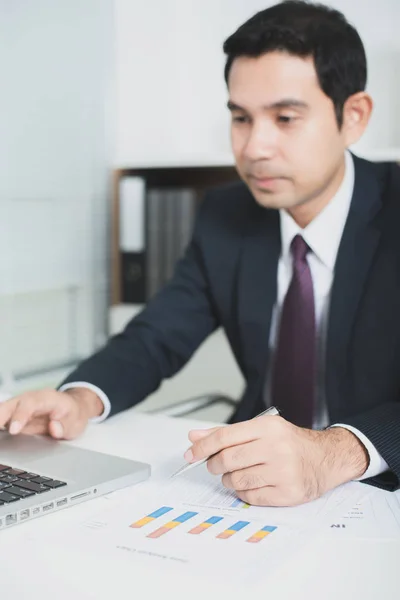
[[37, 454, 369, 584]]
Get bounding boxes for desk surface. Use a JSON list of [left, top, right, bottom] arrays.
[[1, 410, 399, 600]]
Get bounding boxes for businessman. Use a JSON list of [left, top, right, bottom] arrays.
[[1, 1, 400, 506]]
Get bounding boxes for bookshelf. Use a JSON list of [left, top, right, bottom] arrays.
[[111, 164, 240, 306]]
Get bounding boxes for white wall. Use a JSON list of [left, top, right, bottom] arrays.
[[114, 0, 271, 167], [114, 0, 400, 167], [329, 0, 400, 157], [0, 0, 114, 383]]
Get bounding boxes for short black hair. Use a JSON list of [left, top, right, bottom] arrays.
[[223, 0, 367, 127]]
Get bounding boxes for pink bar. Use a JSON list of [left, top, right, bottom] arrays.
[[188, 525, 206, 535], [147, 526, 170, 539]]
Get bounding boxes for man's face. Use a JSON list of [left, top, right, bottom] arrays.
[[228, 52, 348, 213]]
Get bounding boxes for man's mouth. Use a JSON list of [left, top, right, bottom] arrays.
[[249, 175, 283, 189]]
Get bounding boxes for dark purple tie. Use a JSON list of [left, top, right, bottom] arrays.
[[271, 234, 316, 428]]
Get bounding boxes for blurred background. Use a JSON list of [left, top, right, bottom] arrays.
[[1, 0, 399, 421]]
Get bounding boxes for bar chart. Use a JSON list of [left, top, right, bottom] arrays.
[[129, 506, 278, 544]]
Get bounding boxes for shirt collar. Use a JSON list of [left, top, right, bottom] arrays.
[[279, 150, 355, 271]]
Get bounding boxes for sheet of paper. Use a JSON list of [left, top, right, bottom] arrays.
[[327, 489, 400, 539], [34, 454, 369, 585]]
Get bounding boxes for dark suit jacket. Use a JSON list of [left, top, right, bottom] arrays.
[[62, 154, 400, 491]]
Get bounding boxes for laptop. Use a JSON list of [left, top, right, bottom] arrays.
[[0, 429, 151, 530]]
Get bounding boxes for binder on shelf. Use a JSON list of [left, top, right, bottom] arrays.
[[146, 187, 196, 299], [119, 176, 147, 303], [146, 188, 163, 299]]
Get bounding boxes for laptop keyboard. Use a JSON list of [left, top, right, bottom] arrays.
[[0, 464, 66, 505]]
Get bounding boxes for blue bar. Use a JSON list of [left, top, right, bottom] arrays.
[[231, 498, 242, 508], [174, 511, 198, 523], [230, 520, 250, 532], [261, 525, 277, 533], [148, 507, 173, 519], [205, 516, 224, 525]]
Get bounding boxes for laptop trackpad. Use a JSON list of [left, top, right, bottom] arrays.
[[0, 431, 73, 473]]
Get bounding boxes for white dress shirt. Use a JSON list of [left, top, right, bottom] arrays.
[[61, 151, 389, 480]]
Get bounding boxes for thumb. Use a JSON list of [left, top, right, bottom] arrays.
[[49, 419, 64, 439], [49, 413, 86, 440], [49, 398, 85, 440], [48, 403, 71, 439]]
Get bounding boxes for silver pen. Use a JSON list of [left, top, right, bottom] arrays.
[[171, 405, 280, 478]]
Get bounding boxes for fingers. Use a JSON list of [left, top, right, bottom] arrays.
[[223, 465, 316, 507], [188, 427, 220, 443], [235, 483, 312, 507], [218, 463, 285, 507], [6, 390, 58, 435], [219, 464, 294, 507], [188, 416, 286, 462], [188, 419, 264, 462], [0, 389, 87, 440], [14, 416, 50, 436], [0, 397, 18, 430], [236, 487, 286, 507], [207, 440, 265, 475], [221, 464, 271, 491]]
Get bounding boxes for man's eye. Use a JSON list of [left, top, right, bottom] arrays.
[[278, 115, 296, 124], [232, 115, 249, 124]]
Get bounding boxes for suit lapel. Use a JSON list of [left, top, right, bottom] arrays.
[[236, 204, 281, 413], [326, 155, 383, 419]]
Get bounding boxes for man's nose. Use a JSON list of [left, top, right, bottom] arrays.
[[243, 123, 278, 161]]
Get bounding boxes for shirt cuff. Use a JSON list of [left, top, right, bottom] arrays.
[[331, 423, 390, 480], [59, 382, 111, 424]]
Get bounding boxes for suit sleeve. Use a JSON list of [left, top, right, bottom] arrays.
[[341, 403, 400, 491], [59, 194, 219, 416]]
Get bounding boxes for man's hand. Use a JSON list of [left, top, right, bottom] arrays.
[[0, 387, 103, 440], [185, 416, 369, 507]]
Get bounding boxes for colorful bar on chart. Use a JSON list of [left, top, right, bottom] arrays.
[[130, 506, 173, 529], [246, 525, 277, 543], [188, 516, 224, 535], [147, 511, 198, 539], [231, 498, 250, 509], [217, 520, 250, 539]]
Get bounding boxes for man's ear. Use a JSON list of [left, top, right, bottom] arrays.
[[342, 92, 373, 146]]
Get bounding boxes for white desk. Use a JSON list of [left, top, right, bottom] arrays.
[[1, 411, 399, 600]]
